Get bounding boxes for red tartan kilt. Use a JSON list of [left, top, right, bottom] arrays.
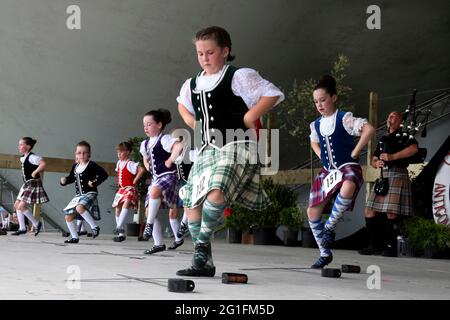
[[308, 164, 363, 210], [112, 187, 138, 208]]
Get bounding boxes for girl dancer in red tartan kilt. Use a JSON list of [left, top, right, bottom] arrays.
[[112, 141, 145, 242]]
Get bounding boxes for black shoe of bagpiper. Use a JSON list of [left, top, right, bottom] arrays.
[[311, 255, 333, 269], [176, 222, 189, 239], [92, 226, 100, 239], [144, 244, 166, 255], [34, 221, 42, 236], [321, 228, 336, 249], [113, 235, 126, 242], [143, 223, 153, 241], [64, 238, 79, 244], [11, 229, 27, 236], [168, 239, 184, 250], [176, 265, 216, 277], [0, 229, 7, 236], [78, 231, 88, 236]]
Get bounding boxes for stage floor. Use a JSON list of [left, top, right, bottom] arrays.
[[1, 232, 449, 300]]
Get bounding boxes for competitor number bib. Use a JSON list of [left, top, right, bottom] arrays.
[[192, 169, 211, 205], [323, 169, 343, 197]]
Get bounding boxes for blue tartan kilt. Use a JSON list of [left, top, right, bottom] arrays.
[[145, 173, 179, 209], [63, 192, 101, 221]]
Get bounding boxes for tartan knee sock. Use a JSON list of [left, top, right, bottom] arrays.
[[188, 220, 201, 244], [197, 200, 227, 244], [309, 217, 332, 257], [325, 194, 353, 230]]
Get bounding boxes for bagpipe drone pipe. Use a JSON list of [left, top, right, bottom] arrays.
[[397, 89, 429, 163]]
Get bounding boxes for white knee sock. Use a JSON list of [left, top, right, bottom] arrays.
[[181, 212, 188, 225], [152, 216, 163, 246], [16, 210, 26, 231], [117, 208, 129, 229], [146, 198, 161, 224], [21, 209, 38, 227], [170, 218, 181, 242], [115, 215, 125, 236], [79, 210, 97, 229], [66, 220, 79, 239]]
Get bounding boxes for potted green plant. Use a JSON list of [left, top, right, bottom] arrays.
[[280, 206, 305, 246], [223, 205, 252, 244], [250, 179, 297, 245], [403, 216, 450, 258]]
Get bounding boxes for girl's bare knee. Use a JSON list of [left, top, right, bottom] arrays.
[[75, 205, 85, 214], [206, 189, 225, 203]]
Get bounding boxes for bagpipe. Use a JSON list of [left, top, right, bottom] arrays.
[[397, 89, 430, 164], [374, 141, 389, 196]]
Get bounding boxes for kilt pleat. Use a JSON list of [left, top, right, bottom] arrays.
[[64, 192, 101, 220], [366, 167, 413, 215], [112, 186, 138, 208], [145, 173, 179, 209], [309, 164, 364, 210], [181, 143, 269, 210], [17, 179, 49, 204]]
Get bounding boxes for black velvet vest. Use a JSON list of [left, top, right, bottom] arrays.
[[21, 153, 40, 182], [190, 65, 250, 151]]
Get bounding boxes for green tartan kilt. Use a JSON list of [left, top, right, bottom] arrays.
[[181, 143, 269, 210]]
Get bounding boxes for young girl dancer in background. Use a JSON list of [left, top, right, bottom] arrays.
[[12, 137, 49, 236], [112, 141, 145, 242], [61, 141, 108, 244], [140, 109, 184, 254]]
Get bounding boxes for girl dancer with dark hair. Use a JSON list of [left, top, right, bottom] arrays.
[[140, 109, 184, 254], [308, 75, 375, 268], [12, 137, 49, 236]]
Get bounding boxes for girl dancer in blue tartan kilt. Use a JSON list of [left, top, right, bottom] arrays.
[[308, 75, 375, 268], [176, 26, 284, 277], [60, 141, 108, 243], [140, 109, 184, 255], [12, 137, 49, 236]]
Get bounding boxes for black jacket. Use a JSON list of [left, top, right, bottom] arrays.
[[61, 161, 108, 195]]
